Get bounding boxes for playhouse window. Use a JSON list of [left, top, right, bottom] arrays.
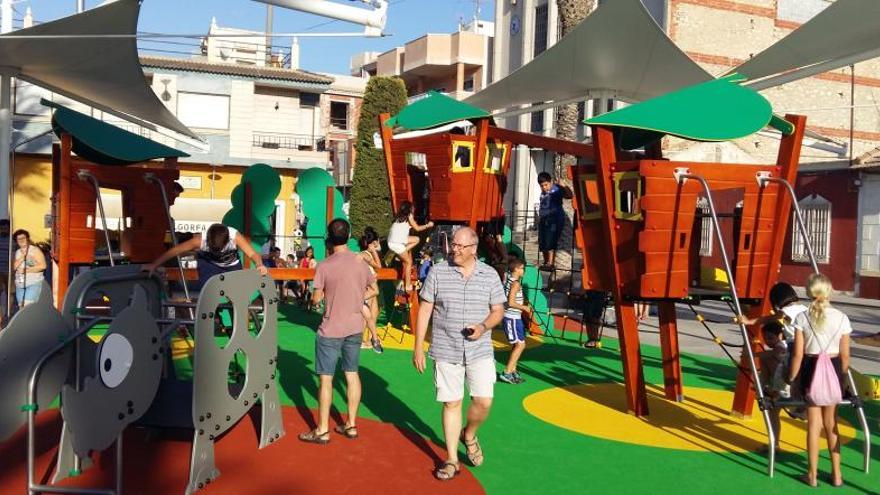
[[578, 174, 601, 221], [791, 194, 831, 264], [696, 197, 713, 257], [483, 141, 507, 174], [451, 141, 475, 173], [613, 172, 642, 221]]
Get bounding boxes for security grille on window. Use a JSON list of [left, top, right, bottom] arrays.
[[791, 194, 831, 264], [696, 198, 712, 256]]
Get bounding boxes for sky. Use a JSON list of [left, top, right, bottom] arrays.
[[17, 0, 495, 75]]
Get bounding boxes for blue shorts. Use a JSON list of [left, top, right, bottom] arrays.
[[315, 333, 362, 375], [16, 284, 40, 306], [503, 317, 525, 344], [538, 215, 563, 252]]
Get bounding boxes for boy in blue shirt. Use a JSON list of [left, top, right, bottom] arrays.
[[537, 172, 573, 271]]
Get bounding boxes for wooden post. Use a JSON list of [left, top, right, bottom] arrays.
[[378, 113, 402, 211], [467, 119, 491, 229], [732, 114, 806, 417], [592, 125, 648, 416], [54, 135, 73, 309], [657, 301, 683, 401], [244, 182, 252, 268], [326, 185, 335, 224]]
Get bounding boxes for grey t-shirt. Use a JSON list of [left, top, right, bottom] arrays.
[[419, 260, 505, 364]]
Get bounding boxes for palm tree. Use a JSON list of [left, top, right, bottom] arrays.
[[551, 0, 596, 276]]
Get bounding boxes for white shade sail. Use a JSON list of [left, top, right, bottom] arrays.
[[0, 0, 199, 140], [734, 0, 880, 84], [465, 0, 712, 112]]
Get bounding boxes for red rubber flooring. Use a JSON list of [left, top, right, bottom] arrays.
[[0, 407, 484, 494]]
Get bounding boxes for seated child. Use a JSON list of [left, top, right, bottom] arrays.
[[417, 246, 433, 287], [387, 201, 434, 293], [499, 257, 532, 384], [358, 227, 383, 354], [757, 321, 790, 451]]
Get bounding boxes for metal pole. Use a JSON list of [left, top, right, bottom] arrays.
[[77, 0, 85, 13], [144, 173, 191, 302], [77, 170, 114, 266], [675, 169, 776, 475], [265, 5, 274, 65], [6, 129, 54, 321], [0, 74, 11, 221]]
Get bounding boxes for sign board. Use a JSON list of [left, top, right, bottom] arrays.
[[178, 176, 202, 190]]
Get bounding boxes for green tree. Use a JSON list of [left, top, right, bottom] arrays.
[[349, 76, 408, 238]]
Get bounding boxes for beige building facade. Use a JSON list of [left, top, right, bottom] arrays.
[[352, 20, 495, 101]]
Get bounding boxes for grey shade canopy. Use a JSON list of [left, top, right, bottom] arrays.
[[469, 0, 880, 129], [465, 0, 712, 112], [735, 0, 880, 84], [0, 0, 199, 140]]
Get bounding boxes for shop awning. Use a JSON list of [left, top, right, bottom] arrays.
[[0, 0, 199, 141], [97, 195, 229, 232], [386, 91, 490, 130], [465, 0, 712, 112], [47, 100, 189, 166]]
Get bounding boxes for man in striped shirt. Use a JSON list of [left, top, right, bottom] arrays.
[[413, 227, 505, 481]]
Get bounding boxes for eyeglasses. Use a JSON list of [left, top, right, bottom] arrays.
[[450, 242, 476, 250]]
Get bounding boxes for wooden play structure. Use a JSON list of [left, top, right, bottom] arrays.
[[377, 86, 872, 476], [50, 133, 182, 306]]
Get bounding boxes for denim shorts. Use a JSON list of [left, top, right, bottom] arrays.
[[538, 215, 563, 252], [315, 333, 362, 375], [16, 284, 40, 305]]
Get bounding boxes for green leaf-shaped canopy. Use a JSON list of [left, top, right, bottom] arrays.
[[46, 99, 188, 166], [585, 74, 793, 150], [385, 91, 490, 130]]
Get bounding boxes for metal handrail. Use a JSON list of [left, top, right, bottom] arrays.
[[674, 169, 777, 475], [760, 174, 870, 474], [144, 173, 192, 304], [77, 170, 114, 267]]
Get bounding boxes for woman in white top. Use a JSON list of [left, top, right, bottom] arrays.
[[12, 229, 46, 308], [787, 273, 851, 488], [387, 201, 433, 293], [144, 223, 268, 287]]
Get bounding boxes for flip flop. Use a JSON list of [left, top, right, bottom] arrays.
[[797, 474, 818, 487]]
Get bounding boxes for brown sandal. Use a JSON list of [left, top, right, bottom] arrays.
[[298, 429, 330, 445], [460, 432, 484, 467], [334, 424, 358, 439], [434, 462, 460, 481]]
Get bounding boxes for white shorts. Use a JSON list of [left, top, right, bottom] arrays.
[[387, 241, 407, 255], [434, 358, 496, 402]]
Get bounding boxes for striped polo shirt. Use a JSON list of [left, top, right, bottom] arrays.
[[419, 260, 506, 364]]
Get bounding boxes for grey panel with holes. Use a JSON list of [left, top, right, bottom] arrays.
[[186, 270, 282, 494], [61, 265, 164, 329], [54, 266, 165, 481], [0, 282, 71, 441], [60, 287, 163, 456]]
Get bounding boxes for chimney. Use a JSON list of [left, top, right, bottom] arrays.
[[23, 7, 33, 28]]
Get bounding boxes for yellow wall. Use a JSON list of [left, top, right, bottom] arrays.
[[10, 154, 301, 248], [12, 154, 53, 243]]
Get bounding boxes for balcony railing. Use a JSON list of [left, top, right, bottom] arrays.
[[252, 132, 324, 151], [329, 116, 349, 131]]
